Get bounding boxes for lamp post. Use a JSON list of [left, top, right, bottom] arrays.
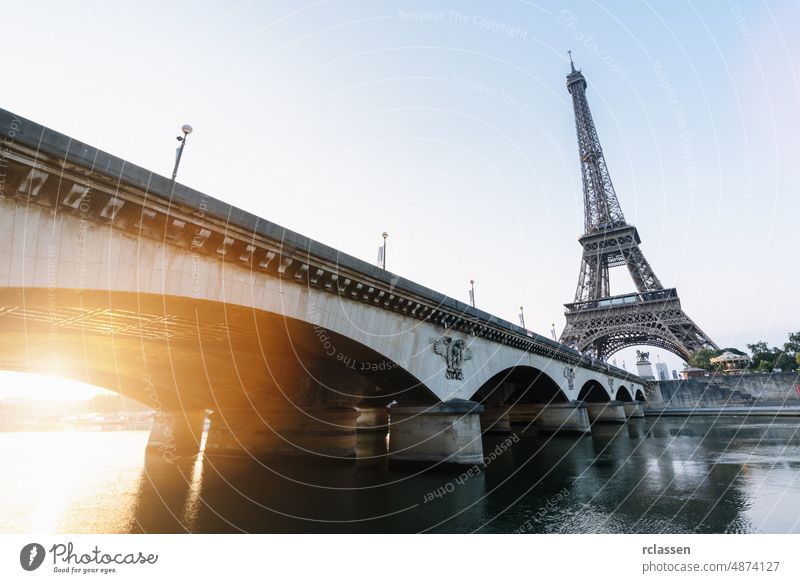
[[171, 123, 193, 185], [519, 306, 525, 329], [469, 279, 475, 308], [551, 323, 557, 341], [381, 232, 388, 270]]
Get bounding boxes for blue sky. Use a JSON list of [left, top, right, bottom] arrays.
[[1, 0, 798, 383]]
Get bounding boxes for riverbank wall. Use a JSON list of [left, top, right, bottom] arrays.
[[646, 371, 800, 416]]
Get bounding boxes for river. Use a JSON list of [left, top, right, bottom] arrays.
[[2, 416, 799, 533]]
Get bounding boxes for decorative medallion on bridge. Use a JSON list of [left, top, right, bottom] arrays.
[[608, 378, 615, 392], [563, 366, 575, 391], [433, 336, 472, 380]]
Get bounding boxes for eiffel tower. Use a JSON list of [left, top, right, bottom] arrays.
[[558, 54, 717, 361]]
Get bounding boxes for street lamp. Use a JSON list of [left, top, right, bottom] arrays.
[[171, 123, 193, 184], [551, 323, 557, 341], [469, 279, 475, 308], [519, 306, 526, 329], [381, 232, 388, 270]]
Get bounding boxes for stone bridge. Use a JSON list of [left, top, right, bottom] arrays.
[[0, 108, 646, 465]]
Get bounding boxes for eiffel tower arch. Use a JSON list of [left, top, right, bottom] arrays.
[[558, 54, 717, 362]]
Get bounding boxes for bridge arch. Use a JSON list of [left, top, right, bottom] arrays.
[[577, 379, 611, 402], [470, 366, 568, 406], [0, 288, 439, 412], [634, 388, 646, 402], [615, 386, 633, 402]]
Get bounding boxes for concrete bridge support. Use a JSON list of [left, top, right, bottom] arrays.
[[356, 407, 389, 433], [388, 400, 484, 465], [534, 402, 591, 434], [204, 407, 359, 459], [586, 401, 627, 424], [507, 404, 542, 427], [508, 402, 591, 434], [146, 410, 207, 457], [623, 402, 645, 419], [480, 406, 512, 434]]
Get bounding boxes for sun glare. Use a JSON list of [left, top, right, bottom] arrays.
[[0, 371, 114, 401]]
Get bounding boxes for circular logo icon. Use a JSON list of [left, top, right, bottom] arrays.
[[20, 543, 46, 571]]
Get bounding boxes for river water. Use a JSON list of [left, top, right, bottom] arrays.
[[2, 416, 800, 533]]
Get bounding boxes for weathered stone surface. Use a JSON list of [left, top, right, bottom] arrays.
[[356, 407, 389, 432], [388, 400, 484, 465], [535, 402, 591, 433], [480, 406, 512, 434], [586, 401, 627, 424], [508, 402, 591, 434], [623, 402, 645, 418], [656, 372, 800, 407], [204, 407, 359, 459]]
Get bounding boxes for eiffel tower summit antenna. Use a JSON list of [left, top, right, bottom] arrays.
[[558, 58, 717, 361]]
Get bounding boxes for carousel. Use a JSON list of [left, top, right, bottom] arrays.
[[709, 351, 751, 375]]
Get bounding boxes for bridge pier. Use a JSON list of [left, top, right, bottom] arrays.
[[586, 401, 627, 424], [507, 402, 591, 434], [622, 402, 645, 419], [356, 407, 389, 433], [480, 406, 512, 434], [534, 402, 591, 434], [388, 399, 484, 465], [204, 407, 359, 459], [507, 404, 542, 427], [146, 410, 207, 458]]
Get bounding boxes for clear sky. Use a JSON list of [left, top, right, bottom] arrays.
[[1, 0, 798, 394]]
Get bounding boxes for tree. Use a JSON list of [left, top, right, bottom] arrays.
[[687, 348, 720, 370], [774, 352, 798, 372], [782, 332, 800, 372], [755, 359, 773, 372], [747, 341, 777, 370], [785, 332, 800, 354], [747, 341, 770, 357]]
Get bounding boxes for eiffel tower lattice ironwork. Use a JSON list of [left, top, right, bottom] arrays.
[[558, 54, 717, 361]]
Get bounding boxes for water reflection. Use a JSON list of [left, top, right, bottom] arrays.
[[179, 449, 206, 531], [2, 417, 800, 533], [0, 432, 144, 533]]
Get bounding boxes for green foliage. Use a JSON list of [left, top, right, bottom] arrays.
[[774, 352, 798, 372], [687, 348, 722, 371], [745, 332, 800, 372], [747, 341, 772, 360], [785, 332, 800, 354], [755, 359, 774, 372]]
